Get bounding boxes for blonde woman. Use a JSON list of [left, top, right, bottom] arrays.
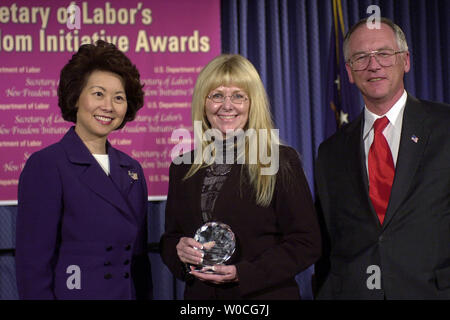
[[160, 54, 320, 299]]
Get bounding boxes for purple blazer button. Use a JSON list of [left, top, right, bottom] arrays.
[[124, 272, 130, 279], [104, 273, 113, 280], [106, 246, 113, 251]]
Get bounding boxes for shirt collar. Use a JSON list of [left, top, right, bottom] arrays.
[[363, 90, 407, 138]]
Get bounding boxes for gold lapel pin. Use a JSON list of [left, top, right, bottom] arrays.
[[128, 170, 138, 180]]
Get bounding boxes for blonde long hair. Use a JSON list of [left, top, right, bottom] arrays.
[[185, 54, 280, 207]]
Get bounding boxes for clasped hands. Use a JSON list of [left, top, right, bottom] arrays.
[[176, 237, 238, 284]]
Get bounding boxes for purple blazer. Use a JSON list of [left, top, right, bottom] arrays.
[[16, 127, 152, 299]]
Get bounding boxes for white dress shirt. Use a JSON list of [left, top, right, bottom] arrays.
[[93, 154, 110, 175], [363, 90, 407, 177]]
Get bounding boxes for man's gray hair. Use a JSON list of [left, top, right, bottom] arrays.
[[343, 17, 409, 62]]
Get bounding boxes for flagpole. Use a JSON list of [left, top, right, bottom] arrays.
[[333, 0, 339, 65]]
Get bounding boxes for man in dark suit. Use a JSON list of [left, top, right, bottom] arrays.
[[315, 17, 450, 299]]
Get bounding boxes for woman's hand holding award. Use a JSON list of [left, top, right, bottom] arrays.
[[193, 221, 236, 273]]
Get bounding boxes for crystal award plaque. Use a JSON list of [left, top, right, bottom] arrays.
[[193, 221, 236, 272]]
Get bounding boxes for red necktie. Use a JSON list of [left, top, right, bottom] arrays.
[[368, 116, 395, 224]]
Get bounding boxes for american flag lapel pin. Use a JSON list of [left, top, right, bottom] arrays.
[[411, 135, 419, 143], [128, 170, 138, 180]]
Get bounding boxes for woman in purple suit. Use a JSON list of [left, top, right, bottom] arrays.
[[15, 40, 152, 299]]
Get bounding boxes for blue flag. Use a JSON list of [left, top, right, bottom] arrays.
[[325, 0, 361, 138]]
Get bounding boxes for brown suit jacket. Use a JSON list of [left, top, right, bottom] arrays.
[[160, 145, 321, 299]]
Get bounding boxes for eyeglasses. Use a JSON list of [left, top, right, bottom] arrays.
[[207, 92, 248, 104], [348, 49, 406, 71]]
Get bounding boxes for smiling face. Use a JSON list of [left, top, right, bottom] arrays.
[[345, 23, 410, 115], [75, 70, 127, 145], [205, 85, 250, 135]]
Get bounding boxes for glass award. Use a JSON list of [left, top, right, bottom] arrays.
[[193, 221, 236, 273]]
